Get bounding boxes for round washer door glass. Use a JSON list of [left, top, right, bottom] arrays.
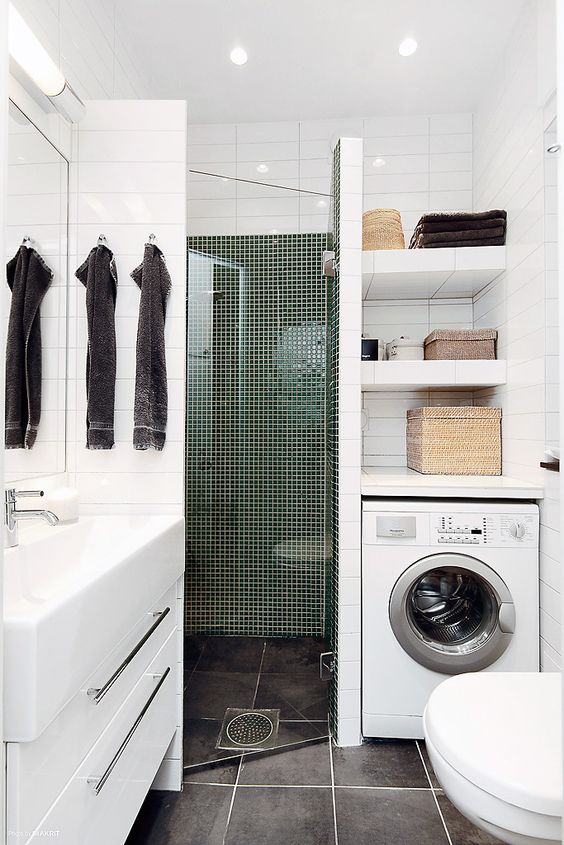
[[389, 553, 515, 674]]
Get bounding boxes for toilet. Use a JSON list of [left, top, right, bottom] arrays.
[[423, 673, 562, 845]]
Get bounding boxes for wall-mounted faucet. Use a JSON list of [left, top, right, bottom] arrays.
[[5, 488, 59, 548]]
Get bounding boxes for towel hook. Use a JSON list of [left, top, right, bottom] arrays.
[[97, 233, 108, 246], [147, 233, 157, 245], [22, 235, 33, 248]]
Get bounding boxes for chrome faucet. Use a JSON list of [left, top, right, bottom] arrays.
[[5, 488, 59, 548]]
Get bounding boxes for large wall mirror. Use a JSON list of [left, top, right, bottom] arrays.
[[5, 101, 68, 481]]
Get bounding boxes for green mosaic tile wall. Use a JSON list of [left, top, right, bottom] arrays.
[[327, 144, 340, 737], [186, 233, 329, 636]]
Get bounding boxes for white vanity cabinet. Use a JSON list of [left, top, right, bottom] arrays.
[[6, 575, 184, 845]]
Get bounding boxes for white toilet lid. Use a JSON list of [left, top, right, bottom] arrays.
[[424, 673, 562, 817]]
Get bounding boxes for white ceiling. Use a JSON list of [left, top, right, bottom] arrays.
[[116, 0, 526, 124]]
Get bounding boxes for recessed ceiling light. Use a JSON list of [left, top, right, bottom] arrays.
[[399, 37, 417, 57], [256, 163, 269, 174], [316, 199, 328, 208], [372, 157, 386, 168], [230, 47, 248, 65]]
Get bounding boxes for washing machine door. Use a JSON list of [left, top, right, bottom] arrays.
[[389, 553, 515, 674]]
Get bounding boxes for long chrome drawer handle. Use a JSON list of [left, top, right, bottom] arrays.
[[87, 666, 171, 796], [87, 607, 171, 705]]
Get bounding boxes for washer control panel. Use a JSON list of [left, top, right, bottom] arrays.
[[431, 513, 538, 547]]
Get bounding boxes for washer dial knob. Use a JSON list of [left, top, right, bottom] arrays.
[[509, 521, 526, 539]]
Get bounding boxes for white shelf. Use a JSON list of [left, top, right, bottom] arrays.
[[362, 246, 506, 300], [361, 467, 544, 499], [361, 359, 507, 391]]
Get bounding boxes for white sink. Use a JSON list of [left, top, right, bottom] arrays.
[[3, 515, 184, 742]]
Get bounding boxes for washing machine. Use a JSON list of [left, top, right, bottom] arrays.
[[362, 499, 539, 739]]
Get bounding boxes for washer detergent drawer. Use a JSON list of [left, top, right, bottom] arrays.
[[12, 629, 177, 845], [7, 582, 177, 839]]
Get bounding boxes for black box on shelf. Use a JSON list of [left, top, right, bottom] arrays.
[[362, 339, 381, 361]]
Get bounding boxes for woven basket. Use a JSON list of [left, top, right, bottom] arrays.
[[363, 209, 405, 250], [424, 329, 497, 360], [406, 406, 501, 475]]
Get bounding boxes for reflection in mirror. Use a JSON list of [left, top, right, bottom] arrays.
[[544, 117, 559, 461], [5, 100, 68, 481]]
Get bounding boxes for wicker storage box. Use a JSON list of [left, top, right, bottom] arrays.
[[363, 208, 405, 250], [424, 329, 497, 360], [406, 406, 502, 475]]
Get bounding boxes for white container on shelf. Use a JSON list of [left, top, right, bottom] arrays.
[[385, 336, 424, 361]]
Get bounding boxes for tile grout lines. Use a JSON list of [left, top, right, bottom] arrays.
[[222, 639, 266, 842], [222, 756, 243, 845], [416, 740, 453, 845], [187, 780, 436, 790], [329, 740, 339, 845]]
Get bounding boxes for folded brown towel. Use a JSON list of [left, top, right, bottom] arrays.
[[409, 210, 507, 248], [416, 236, 505, 248], [416, 210, 506, 224], [414, 217, 506, 234], [416, 227, 505, 245]]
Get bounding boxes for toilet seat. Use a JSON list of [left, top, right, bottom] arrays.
[[423, 673, 562, 845]]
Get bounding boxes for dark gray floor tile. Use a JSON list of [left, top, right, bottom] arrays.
[[335, 787, 449, 845], [184, 757, 241, 785], [183, 718, 241, 782], [184, 635, 206, 671], [262, 637, 328, 674], [332, 740, 429, 788], [254, 673, 328, 720], [125, 784, 233, 845], [437, 794, 505, 844], [418, 740, 441, 788], [185, 671, 257, 719], [239, 731, 331, 786], [195, 636, 265, 673], [276, 719, 329, 742], [225, 786, 335, 845]]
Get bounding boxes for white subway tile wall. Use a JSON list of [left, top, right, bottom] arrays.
[[187, 113, 473, 240], [68, 100, 186, 513], [67, 100, 186, 791], [472, 2, 558, 671]]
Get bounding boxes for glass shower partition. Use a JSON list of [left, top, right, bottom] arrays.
[[185, 196, 332, 764]]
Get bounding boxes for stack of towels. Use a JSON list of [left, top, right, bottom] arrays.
[[409, 209, 507, 249]]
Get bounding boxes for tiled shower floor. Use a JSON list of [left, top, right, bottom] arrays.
[[126, 636, 503, 845]]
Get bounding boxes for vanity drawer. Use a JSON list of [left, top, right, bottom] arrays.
[[13, 628, 177, 845], [7, 580, 179, 838]]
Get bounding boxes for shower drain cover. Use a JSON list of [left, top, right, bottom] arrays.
[[217, 708, 280, 751]]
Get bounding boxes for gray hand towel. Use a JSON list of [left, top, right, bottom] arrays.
[[76, 244, 118, 449], [131, 243, 171, 451], [5, 245, 53, 449]]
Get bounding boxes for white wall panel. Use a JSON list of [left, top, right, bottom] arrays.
[[187, 112, 473, 242], [473, 0, 558, 670]]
